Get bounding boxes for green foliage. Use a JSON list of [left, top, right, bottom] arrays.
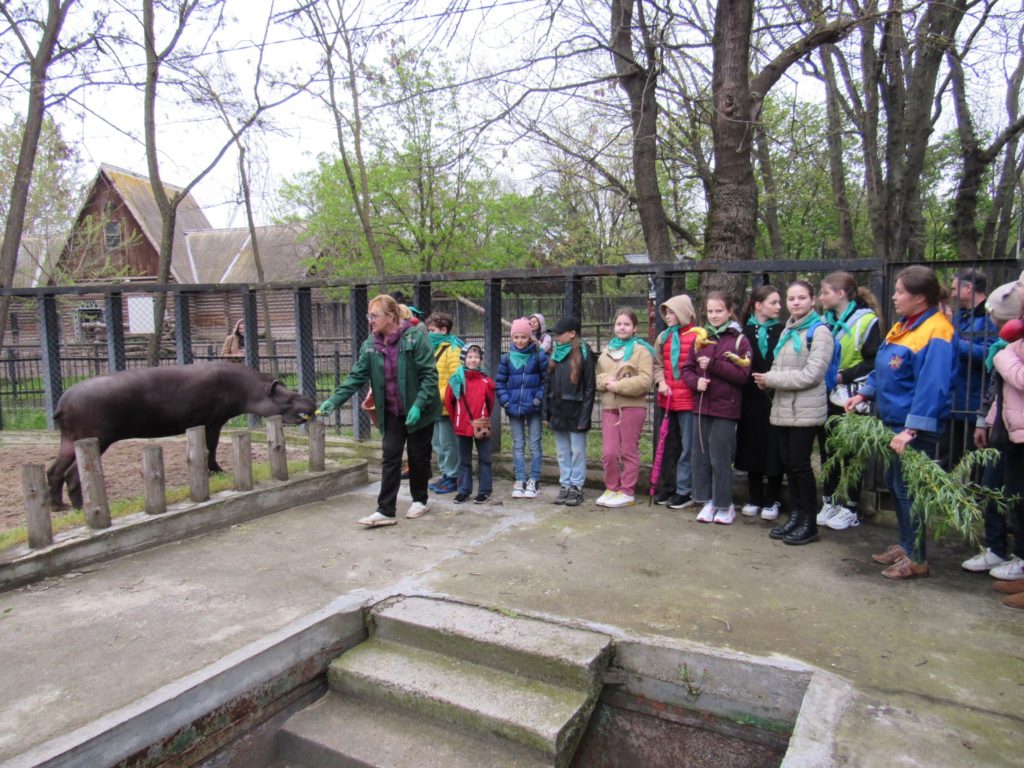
[[823, 414, 1011, 548]]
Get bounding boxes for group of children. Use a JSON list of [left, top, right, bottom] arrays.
[[424, 272, 882, 539]]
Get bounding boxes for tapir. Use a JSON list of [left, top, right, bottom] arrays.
[[46, 361, 317, 509]]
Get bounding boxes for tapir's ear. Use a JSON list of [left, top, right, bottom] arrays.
[[269, 379, 282, 396]]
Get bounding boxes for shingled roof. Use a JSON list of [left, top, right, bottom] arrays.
[[183, 222, 315, 284]]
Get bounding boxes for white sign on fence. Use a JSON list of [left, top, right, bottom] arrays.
[[127, 295, 155, 334]]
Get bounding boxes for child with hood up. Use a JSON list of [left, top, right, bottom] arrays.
[[444, 343, 496, 504], [530, 313, 553, 355], [652, 294, 701, 509]]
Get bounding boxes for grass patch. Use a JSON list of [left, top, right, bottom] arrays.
[[0, 459, 308, 552], [1, 408, 48, 430]]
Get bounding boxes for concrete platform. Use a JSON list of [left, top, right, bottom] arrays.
[[1, 473, 1022, 766]]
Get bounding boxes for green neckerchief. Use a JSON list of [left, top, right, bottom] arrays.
[[508, 344, 533, 370], [986, 338, 1009, 373], [448, 367, 466, 399], [606, 335, 656, 361], [660, 324, 683, 371], [774, 311, 821, 356], [552, 340, 589, 362], [745, 316, 780, 358], [823, 301, 856, 338], [704, 321, 731, 339], [429, 331, 464, 350]]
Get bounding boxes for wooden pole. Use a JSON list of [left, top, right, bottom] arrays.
[[232, 432, 253, 491], [142, 445, 166, 515], [308, 419, 325, 472], [74, 438, 111, 529], [266, 415, 288, 481], [22, 464, 53, 548], [186, 426, 210, 502]]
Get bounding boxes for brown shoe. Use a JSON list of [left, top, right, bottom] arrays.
[[872, 544, 908, 565], [881, 556, 930, 580], [994, 579, 1024, 594], [1002, 592, 1024, 608]]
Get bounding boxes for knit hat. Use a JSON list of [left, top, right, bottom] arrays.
[[553, 316, 581, 335], [986, 281, 1022, 323], [461, 343, 484, 367], [510, 317, 533, 337]]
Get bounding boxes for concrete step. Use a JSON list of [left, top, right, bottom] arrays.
[[328, 638, 590, 762], [277, 691, 550, 768], [370, 596, 612, 692]]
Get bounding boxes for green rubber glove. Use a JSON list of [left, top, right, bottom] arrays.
[[316, 399, 335, 416], [405, 404, 421, 426]]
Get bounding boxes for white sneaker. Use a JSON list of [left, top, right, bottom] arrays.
[[696, 502, 715, 523], [816, 501, 838, 525], [825, 507, 860, 530], [523, 479, 539, 498], [740, 503, 760, 517], [713, 505, 736, 525], [961, 548, 1008, 572], [605, 492, 635, 508], [406, 500, 430, 519], [760, 502, 780, 521], [595, 490, 615, 507], [358, 511, 397, 527], [989, 556, 1024, 581], [511, 480, 525, 498]]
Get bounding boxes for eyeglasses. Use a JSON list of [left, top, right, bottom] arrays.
[[366, 312, 383, 321]]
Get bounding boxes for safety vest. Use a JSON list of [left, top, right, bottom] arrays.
[[832, 306, 878, 373]]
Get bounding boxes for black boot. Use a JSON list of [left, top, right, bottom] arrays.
[[783, 516, 820, 545], [769, 510, 802, 540]]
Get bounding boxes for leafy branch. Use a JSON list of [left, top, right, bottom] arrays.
[[822, 414, 1013, 548]]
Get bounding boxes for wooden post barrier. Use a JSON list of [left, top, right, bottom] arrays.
[[74, 438, 111, 529], [186, 426, 210, 503], [142, 445, 167, 515], [22, 464, 53, 548], [308, 419, 325, 472], [232, 432, 253, 491], [266, 415, 288, 481]]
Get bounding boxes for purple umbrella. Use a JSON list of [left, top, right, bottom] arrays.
[[649, 396, 672, 504]]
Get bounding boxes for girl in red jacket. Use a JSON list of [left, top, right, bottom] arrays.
[[444, 343, 496, 504], [681, 292, 753, 525]]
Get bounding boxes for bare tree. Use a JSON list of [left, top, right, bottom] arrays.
[[0, 0, 100, 349]]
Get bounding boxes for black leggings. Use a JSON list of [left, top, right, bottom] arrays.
[[747, 472, 782, 508], [777, 426, 818, 516]]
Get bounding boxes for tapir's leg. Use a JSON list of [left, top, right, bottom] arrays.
[[206, 422, 225, 473], [46, 438, 76, 509], [66, 464, 83, 510]]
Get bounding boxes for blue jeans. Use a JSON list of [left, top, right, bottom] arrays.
[[509, 413, 543, 481], [432, 418, 459, 479], [887, 430, 939, 562], [456, 434, 493, 495], [981, 455, 1008, 558], [553, 430, 587, 488], [673, 411, 694, 496]]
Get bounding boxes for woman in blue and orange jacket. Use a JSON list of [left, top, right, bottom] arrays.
[[846, 265, 954, 580]]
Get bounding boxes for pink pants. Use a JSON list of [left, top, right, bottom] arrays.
[[601, 407, 647, 495]]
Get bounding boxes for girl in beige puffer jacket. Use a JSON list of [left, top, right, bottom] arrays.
[[753, 280, 833, 546]]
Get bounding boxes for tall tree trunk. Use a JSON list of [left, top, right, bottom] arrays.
[[610, 0, 674, 262], [705, 0, 757, 266], [0, 0, 74, 352], [753, 125, 784, 260], [821, 45, 858, 259], [237, 145, 278, 375]]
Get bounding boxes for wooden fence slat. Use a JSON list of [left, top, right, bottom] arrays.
[[266, 415, 288, 481], [22, 464, 53, 548], [186, 426, 210, 502], [74, 438, 110, 529], [308, 419, 325, 472], [232, 432, 253, 491], [142, 445, 166, 515]]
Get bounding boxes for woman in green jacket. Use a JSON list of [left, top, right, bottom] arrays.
[[318, 294, 441, 527]]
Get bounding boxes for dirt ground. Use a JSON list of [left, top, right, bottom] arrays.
[[0, 435, 308, 532]]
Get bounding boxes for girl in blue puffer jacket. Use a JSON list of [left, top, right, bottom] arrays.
[[496, 317, 549, 499]]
